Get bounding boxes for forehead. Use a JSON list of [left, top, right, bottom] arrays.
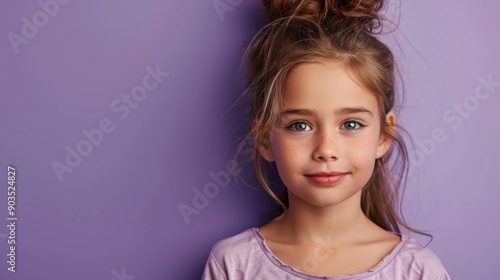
[[282, 61, 380, 115]]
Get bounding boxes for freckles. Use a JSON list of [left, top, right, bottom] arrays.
[[272, 138, 300, 163], [284, 144, 303, 162], [278, 134, 308, 154], [344, 141, 376, 161]]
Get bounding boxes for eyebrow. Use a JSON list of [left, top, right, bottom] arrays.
[[279, 107, 374, 118]]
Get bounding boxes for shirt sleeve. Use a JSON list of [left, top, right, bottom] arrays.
[[411, 247, 452, 280], [201, 251, 228, 280], [419, 264, 451, 280], [439, 269, 452, 280]]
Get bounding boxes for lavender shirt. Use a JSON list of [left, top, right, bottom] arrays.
[[202, 228, 450, 280]]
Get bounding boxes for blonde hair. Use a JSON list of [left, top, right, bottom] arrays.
[[236, 0, 421, 235]]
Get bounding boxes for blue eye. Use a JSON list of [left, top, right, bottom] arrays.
[[288, 122, 311, 131], [342, 121, 363, 130]]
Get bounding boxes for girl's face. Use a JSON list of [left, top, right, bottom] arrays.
[[260, 61, 393, 208]]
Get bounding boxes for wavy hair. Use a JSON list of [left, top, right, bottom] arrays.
[[235, 0, 425, 236]]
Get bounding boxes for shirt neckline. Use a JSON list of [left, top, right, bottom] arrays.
[[250, 227, 409, 280]]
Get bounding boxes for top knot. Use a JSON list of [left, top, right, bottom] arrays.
[[261, 0, 384, 33]]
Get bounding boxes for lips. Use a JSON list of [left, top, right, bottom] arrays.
[[305, 171, 348, 185]]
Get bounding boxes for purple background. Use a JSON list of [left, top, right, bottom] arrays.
[[0, 0, 498, 279]]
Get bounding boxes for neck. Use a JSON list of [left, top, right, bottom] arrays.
[[277, 190, 372, 246]]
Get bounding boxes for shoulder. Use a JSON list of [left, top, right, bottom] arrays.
[[203, 229, 258, 280], [209, 227, 261, 264], [389, 235, 450, 279]]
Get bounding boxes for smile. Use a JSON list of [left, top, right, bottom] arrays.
[[305, 173, 348, 185]]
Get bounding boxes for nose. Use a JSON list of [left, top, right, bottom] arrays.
[[312, 129, 338, 161]]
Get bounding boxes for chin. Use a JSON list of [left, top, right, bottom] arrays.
[[300, 197, 349, 208], [292, 190, 362, 208]]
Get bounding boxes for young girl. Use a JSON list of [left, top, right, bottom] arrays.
[[203, 0, 450, 279]]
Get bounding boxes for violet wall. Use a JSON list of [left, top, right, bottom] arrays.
[[0, 0, 498, 279]]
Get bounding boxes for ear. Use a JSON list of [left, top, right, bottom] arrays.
[[376, 111, 396, 159], [252, 119, 274, 162]]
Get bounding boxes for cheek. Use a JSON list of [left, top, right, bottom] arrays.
[[346, 141, 376, 154], [269, 135, 309, 172], [271, 138, 300, 162], [344, 136, 379, 163]]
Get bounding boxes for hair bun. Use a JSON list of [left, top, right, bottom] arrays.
[[261, 0, 384, 32]]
